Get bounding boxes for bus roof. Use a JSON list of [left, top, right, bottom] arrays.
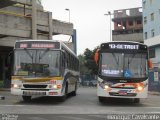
[[100, 41, 146, 46]]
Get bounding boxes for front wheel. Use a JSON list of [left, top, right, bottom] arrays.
[[72, 83, 77, 96], [134, 98, 140, 103], [22, 96, 31, 101], [59, 83, 68, 102], [98, 96, 105, 103]]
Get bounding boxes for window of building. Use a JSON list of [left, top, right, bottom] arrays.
[[144, 16, 147, 24], [137, 20, 142, 25], [117, 22, 122, 27], [143, 1, 146, 9], [128, 21, 133, 26], [151, 29, 155, 37], [150, 13, 154, 21], [149, 48, 155, 58], [144, 32, 147, 39]]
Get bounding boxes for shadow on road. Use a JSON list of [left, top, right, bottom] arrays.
[[98, 98, 145, 107], [15, 94, 74, 105]]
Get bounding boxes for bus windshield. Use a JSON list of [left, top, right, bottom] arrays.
[[100, 52, 148, 79], [14, 49, 60, 77]]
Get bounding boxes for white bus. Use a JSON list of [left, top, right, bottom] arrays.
[[95, 41, 152, 103], [11, 40, 79, 101]]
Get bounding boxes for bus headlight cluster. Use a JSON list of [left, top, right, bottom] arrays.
[[11, 84, 22, 88], [104, 85, 110, 89], [53, 84, 61, 89], [137, 86, 144, 92], [49, 84, 61, 89]]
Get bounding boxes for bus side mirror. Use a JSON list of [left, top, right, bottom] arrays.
[[7, 51, 13, 66], [148, 59, 153, 69], [94, 49, 99, 64]]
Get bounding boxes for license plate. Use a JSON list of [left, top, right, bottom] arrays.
[[118, 90, 128, 95], [23, 91, 46, 96]]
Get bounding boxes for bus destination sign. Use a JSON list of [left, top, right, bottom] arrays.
[[31, 43, 55, 48], [109, 44, 139, 50], [16, 41, 60, 49]]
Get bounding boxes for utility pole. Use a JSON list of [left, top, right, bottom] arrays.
[[32, 0, 37, 39], [104, 11, 113, 42]]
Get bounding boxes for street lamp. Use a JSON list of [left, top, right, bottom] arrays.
[[65, 8, 70, 23], [104, 11, 113, 42]]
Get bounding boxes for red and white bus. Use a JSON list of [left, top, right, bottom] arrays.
[[95, 41, 152, 103]]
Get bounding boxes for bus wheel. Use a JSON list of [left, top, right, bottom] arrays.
[[98, 96, 105, 103], [22, 96, 31, 101], [60, 83, 68, 102], [72, 83, 77, 96], [134, 98, 140, 103]]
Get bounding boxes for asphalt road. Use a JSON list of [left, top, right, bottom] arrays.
[[0, 87, 160, 120]]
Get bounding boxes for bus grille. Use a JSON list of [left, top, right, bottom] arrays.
[[111, 87, 135, 89], [109, 92, 137, 97], [23, 84, 47, 89]]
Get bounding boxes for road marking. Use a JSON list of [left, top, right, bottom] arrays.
[[27, 117, 48, 120], [58, 115, 93, 120], [0, 105, 25, 107]]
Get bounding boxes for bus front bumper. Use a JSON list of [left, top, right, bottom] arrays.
[[97, 86, 148, 98], [11, 88, 64, 97]]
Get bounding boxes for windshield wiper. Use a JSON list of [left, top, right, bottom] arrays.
[[39, 48, 50, 62], [24, 48, 33, 62], [112, 53, 119, 68], [125, 53, 137, 69], [129, 53, 136, 64]]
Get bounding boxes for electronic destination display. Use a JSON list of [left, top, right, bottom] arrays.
[[15, 41, 60, 49], [100, 42, 147, 51]]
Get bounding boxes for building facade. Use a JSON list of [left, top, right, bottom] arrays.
[[0, 0, 74, 88], [112, 7, 143, 43], [37, 0, 42, 4], [143, 0, 160, 66], [143, 0, 160, 92]]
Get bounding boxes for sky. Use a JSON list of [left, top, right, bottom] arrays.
[[42, 0, 142, 55]]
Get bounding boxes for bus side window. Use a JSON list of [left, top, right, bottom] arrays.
[[62, 52, 65, 68], [65, 52, 69, 68]]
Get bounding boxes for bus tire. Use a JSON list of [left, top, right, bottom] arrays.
[[72, 83, 77, 96], [98, 96, 105, 103], [59, 83, 68, 102], [22, 96, 31, 101], [134, 98, 140, 103]]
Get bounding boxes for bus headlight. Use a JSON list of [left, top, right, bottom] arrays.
[[104, 85, 109, 89], [103, 84, 111, 91], [49, 85, 62, 89], [137, 86, 143, 92], [11, 84, 21, 88]]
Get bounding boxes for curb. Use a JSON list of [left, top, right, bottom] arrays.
[[148, 91, 160, 96], [0, 88, 10, 91]]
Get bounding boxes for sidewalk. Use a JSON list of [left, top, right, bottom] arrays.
[[149, 91, 160, 96], [0, 88, 10, 91], [0, 88, 9, 100]]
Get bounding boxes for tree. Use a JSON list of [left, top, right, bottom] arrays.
[[78, 54, 91, 75], [83, 48, 98, 75]]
